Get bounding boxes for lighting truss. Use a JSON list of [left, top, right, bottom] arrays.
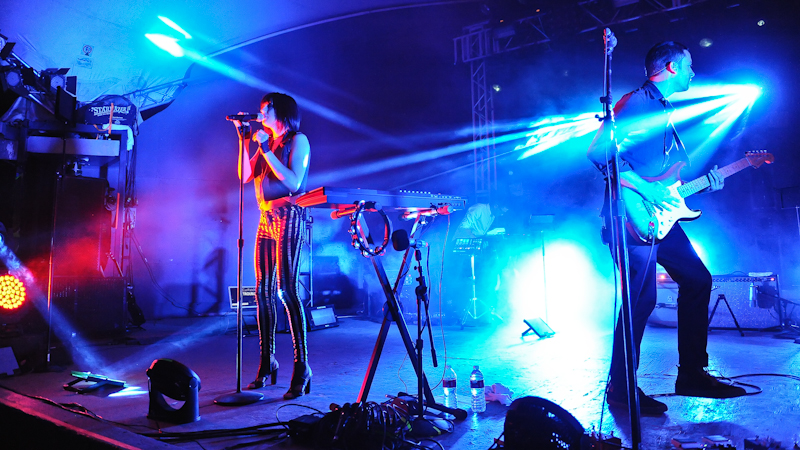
[[453, 1, 715, 195], [126, 79, 187, 113], [453, 15, 550, 64], [575, 0, 710, 34], [454, 13, 551, 196], [0, 49, 55, 115]]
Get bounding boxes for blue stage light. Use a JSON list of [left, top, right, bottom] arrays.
[[158, 16, 192, 40], [145, 34, 184, 57]]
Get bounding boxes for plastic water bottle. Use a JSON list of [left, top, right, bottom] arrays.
[[470, 365, 486, 413], [442, 365, 457, 418]]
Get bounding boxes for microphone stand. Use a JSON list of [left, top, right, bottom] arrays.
[[409, 245, 441, 438], [600, 28, 642, 448], [215, 123, 263, 406]]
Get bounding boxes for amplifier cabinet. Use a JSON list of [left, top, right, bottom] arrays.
[[651, 275, 780, 330], [51, 276, 127, 339]]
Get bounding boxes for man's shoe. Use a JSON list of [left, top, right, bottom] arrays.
[[606, 385, 668, 416], [675, 367, 746, 399]]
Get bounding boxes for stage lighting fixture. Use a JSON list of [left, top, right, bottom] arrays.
[[0, 274, 25, 311], [146, 358, 201, 424], [42, 68, 75, 95], [757, 20, 765, 26], [3, 69, 20, 88], [0, 33, 14, 59], [503, 396, 587, 449]]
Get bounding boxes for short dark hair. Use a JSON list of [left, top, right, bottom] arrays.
[[645, 41, 689, 78], [261, 92, 301, 131]]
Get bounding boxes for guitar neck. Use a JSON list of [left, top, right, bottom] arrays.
[[677, 157, 752, 198]]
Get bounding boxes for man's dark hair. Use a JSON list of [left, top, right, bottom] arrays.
[[645, 41, 689, 78], [488, 186, 511, 211], [261, 92, 301, 131]]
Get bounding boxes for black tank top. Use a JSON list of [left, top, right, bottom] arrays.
[[254, 131, 308, 206]]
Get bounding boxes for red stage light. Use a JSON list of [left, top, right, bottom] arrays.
[[0, 274, 26, 310]]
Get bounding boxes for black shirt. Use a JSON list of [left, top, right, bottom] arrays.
[[254, 131, 308, 206], [588, 80, 688, 178]]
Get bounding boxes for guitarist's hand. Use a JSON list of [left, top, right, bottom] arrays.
[[701, 165, 724, 193], [621, 170, 680, 211], [641, 182, 681, 211]]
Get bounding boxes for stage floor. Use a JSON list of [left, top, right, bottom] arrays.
[[1, 314, 799, 449]]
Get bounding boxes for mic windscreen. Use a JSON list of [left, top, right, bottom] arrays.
[[391, 229, 410, 251]]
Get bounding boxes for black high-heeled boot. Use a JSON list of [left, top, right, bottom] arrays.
[[283, 361, 312, 400], [247, 355, 279, 390]]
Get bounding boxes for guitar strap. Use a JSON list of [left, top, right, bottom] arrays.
[[660, 97, 690, 169]]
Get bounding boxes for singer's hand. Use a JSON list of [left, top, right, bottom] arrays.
[[253, 129, 269, 145], [233, 111, 249, 138]]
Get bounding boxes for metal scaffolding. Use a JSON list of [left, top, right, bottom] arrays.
[[453, 0, 708, 196], [454, 15, 550, 197]]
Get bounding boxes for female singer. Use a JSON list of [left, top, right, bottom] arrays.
[[233, 93, 311, 399]]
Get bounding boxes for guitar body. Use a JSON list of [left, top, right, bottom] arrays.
[[622, 161, 702, 244]]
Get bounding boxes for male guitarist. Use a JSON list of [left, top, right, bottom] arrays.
[[587, 41, 746, 416]]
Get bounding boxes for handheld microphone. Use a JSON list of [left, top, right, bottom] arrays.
[[391, 229, 428, 251], [226, 113, 263, 121], [400, 205, 458, 221]]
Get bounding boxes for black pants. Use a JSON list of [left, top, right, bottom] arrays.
[[608, 224, 711, 388], [255, 206, 308, 367]]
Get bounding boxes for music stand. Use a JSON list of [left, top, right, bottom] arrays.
[[521, 215, 555, 339]]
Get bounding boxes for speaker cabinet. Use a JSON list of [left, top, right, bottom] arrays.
[[651, 275, 780, 330], [707, 276, 780, 330], [52, 176, 112, 277], [51, 276, 126, 339]]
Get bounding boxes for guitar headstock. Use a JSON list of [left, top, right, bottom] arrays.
[[745, 150, 774, 168]]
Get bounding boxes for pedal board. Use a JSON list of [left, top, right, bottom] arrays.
[[672, 435, 735, 449], [744, 436, 790, 449], [588, 431, 623, 449]]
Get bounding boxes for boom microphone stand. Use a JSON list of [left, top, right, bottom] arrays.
[[215, 122, 263, 406], [599, 28, 642, 448]]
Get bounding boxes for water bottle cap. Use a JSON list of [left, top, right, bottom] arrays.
[[473, 365, 479, 370]]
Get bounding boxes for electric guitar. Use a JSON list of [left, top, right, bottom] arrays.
[[622, 150, 774, 244]]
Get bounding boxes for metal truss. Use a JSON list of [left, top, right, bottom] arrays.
[[454, 15, 550, 64], [575, 0, 709, 34], [454, 1, 710, 195], [455, 14, 550, 196], [470, 59, 496, 196], [126, 79, 187, 112]]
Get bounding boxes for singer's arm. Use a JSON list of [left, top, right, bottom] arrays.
[[261, 133, 310, 193], [233, 114, 260, 183], [237, 134, 260, 183]]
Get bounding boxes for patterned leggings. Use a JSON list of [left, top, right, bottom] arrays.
[[255, 205, 308, 365]]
